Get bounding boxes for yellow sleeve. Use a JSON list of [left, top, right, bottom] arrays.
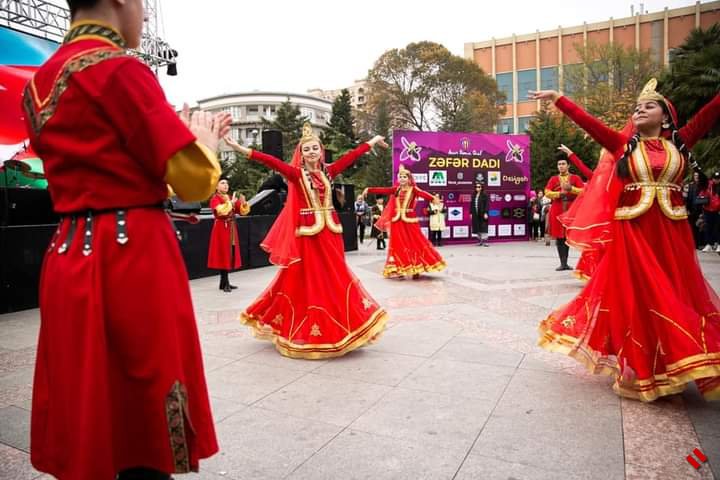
[[215, 201, 233, 216], [570, 186, 583, 195], [544, 188, 560, 200], [164, 141, 221, 202], [238, 202, 250, 216], [166, 184, 176, 199]]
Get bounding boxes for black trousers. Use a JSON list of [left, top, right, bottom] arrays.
[[429, 230, 442, 246], [358, 222, 366, 243], [117, 467, 170, 480], [556, 238, 570, 267], [219, 246, 236, 288]]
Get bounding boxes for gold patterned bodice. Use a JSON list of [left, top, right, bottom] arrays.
[[296, 169, 343, 236]]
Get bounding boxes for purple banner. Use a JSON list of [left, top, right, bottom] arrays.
[[392, 130, 531, 243]]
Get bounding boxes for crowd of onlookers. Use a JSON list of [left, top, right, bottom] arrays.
[[685, 170, 720, 252]]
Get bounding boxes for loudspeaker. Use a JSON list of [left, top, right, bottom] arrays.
[[167, 196, 201, 214], [332, 183, 354, 212], [248, 189, 283, 216], [262, 130, 284, 159], [324, 149, 334, 164], [0, 187, 58, 226]]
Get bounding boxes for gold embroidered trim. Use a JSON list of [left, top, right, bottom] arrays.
[[165, 381, 192, 473]]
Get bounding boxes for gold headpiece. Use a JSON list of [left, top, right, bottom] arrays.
[[300, 122, 320, 144], [398, 165, 410, 175], [637, 78, 664, 103]]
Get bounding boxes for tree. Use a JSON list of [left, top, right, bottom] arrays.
[[367, 41, 504, 131], [528, 108, 599, 191], [563, 42, 662, 129], [323, 89, 357, 152], [218, 136, 268, 200], [659, 24, 720, 172], [360, 96, 393, 190], [262, 98, 307, 161]]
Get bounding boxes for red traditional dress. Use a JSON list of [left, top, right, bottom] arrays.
[[567, 153, 598, 281], [539, 90, 720, 401], [22, 21, 219, 478], [240, 142, 388, 359], [368, 180, 446, 278], [544, 172, 584, 239], [207, 193, 249, 270]]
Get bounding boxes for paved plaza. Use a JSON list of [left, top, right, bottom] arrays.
[[1, 241, 719, 479]]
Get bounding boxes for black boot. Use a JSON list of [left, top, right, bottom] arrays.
[[220, 270, 230, 291], [117, 467, 171, 480], [555, 239, 566, 271]]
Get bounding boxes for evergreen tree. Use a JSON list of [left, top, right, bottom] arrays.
[[262, 98, 307, 161], [361, 97, 393, 191]]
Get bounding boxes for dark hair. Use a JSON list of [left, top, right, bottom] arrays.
[[555, 151, 568, 162], [616, 101, 687, 178], [219, 176, 230, 183], [67, 0, 100, 16]]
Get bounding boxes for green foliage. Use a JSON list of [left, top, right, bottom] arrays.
[[262, 98, 307, 161]]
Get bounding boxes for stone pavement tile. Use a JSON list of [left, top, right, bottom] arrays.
[[0, 328, 39, 351], [201, 406, 342, 480], [432, 336, 524, 368], [626, 462, 712, 480], [183, 470, 232, 480], [0, 443, 43, 480], [205, 361, 306, 405], [622, 397, 715, 480], [208, 396, 248, 424], [469, 369, 623, 479], [0, 367, 34, 409], [199, 334, 270, 360], [683, 382, 720, 439], [287, 429, 465, 480], [366, 321, 459, 358], [399, 359, 514, 403], [519, 349, 591, 376], [312, 350, 425, 387], [0, 405, 30, 452], [255, 373, 391, 428], [455, 452, 587, 480], [202, 354, 238, 373], [0, 347, 36, 376], [350, 387, 494, 451], [241, 347, 329, 373]]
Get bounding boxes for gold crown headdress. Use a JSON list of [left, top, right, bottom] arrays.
[[637, 78, 664, 103], [398, 165, 411, 175], [300, 122, 320, 144]]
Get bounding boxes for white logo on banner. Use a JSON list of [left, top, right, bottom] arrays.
[[488, 171, 501, 186], [453, 226, 470, 238], [442, 227, 451, 238], [498, 224, 512, 236], [429, 170, 447, 187], [513, 224, 526, 236], [488, 225, 497, 237], [513, 194, 527, 201], [413, 173, 428, 184], [448, 206, 463, 221], [504, 194, 512, 202]]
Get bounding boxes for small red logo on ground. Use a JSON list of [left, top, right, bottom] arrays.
[[687, 448, 708, 469]]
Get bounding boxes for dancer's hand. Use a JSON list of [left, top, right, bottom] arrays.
[[223, 136, 252, 156], [528, 90, 559, 102], [558, 144, 573, 156], [562, 182, 572, 193], [231, 192, 237, 203], [213, 112, 232, 139], [483, 213, 488, 220], [362, 188, 369, 197], [190, 110, 224, 152], [368, 135, 389, 149]]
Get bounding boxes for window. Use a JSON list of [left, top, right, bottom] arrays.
[[230, 106, 242, 120], [358, 96, 365, 103], [516, 70, 536, 102], [518, 116, 533, 133], [495, 72, 513, 104], [247, 105, 259, 114], [563, 64, 583, 96], [540, 67, 558, 91], [496, 118, 514, 134]]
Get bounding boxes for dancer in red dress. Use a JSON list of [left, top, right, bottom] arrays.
[[207, 177, 250, 292], [544, 155, 584, 271], [364, 165, 447, 278], [558, 144, 598, 281], [224, 125, 389, 358], [531, 79, 720, 401], [22, 2, 227, 478]]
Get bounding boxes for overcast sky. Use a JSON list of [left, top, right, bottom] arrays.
[[154, 0, 699, 107]]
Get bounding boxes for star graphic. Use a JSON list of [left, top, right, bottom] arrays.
[[362, 298, 373, 310]]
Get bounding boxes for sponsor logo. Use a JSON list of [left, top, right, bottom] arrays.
[[447, 192, 456, 201], [487, 171, 501, 187], [504, 194, 512, 202], [498, 224, 512, 236], [488, 225, 497, 237], [505, 140, 525, 163], [475, 172, 485, 184], [512, 208, 526, 219], [501, 208, 511, 218], [490, 194, 504, 202], [513, 194, 527, 201], [429, 170, 447, 187], [441, 227, 451, 238], [400, 136, 422, 163], [459, 194, 471, 203], [503, 175, 529, 185], [460, 137, 470, 151], [453, 226, 470, 238], [457, 171, 464, 180], [489, 209, 501, 217], [448, 206, 463, 221], [513, 224, 526, 236], [412, 173, 428, 184]]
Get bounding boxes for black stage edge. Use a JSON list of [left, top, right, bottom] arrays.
[[1, 212, 358, 313]]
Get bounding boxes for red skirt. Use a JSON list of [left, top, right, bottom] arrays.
[[240, 227, 387, 359], [383, 220, 446, 277], [573, 249, 600, 281], [539, 203, 720, 401], [32, 209, 218, 479]]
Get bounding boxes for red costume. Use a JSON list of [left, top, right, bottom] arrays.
[[543, 172, 584, 238], [368, 173, 446, 277], [240, 134, 387, 359], [539, 84, 720, 401], [207, 193, 249, 270], [22, 21, 218, 478], [567, 153, 598, 281]]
